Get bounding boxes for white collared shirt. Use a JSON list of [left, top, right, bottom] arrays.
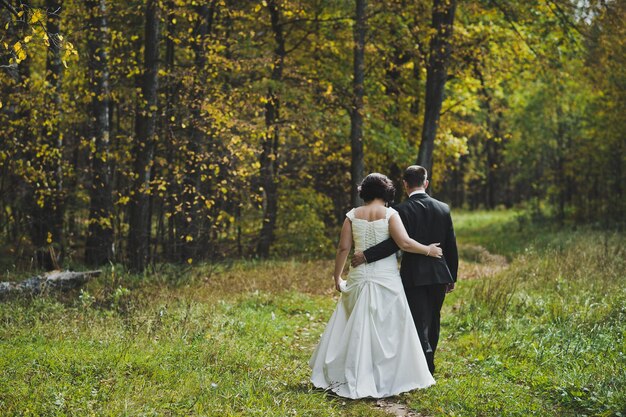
[[409, 189, 426, 197]]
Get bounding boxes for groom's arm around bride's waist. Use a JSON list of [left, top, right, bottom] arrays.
[[362, 238, 399, 264], [350, 238, 398, 268]]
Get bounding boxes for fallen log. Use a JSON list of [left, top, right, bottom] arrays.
[[0, 270, 101, 298]]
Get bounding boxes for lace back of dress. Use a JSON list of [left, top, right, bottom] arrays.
[[347, 207, 392, 253]]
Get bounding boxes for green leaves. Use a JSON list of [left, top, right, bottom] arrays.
[[0, 0, 622, 268]]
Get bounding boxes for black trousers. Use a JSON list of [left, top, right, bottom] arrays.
[[404, 284, 448, 374]]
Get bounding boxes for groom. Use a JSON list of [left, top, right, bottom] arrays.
[[351, 165, 458, 374]]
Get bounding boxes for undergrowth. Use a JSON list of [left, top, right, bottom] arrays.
[[0, 211, 624, 416]]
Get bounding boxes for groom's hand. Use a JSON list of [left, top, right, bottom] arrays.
[[351, 252, 366, 268], [446, 283, 455, 293]]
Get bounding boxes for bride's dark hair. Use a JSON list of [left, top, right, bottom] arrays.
[[358, 173, 396, 204]]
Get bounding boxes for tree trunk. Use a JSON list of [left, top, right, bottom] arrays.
[[85, 0, 114, 266], [180, 3, 216, 263], [383, 29, 403, 127], [30, 0, 65, 270], [163, 0, 179, 263], [350, 0, 366, 207], [0, 270, 101, 297], [417, 0, 457, 179], [474, 64, 503, 209], [3, 1, 31, 261], [127, 0, 160, 271], [256, 0, 285, 258]]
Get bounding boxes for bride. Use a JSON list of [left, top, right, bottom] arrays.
[[309, 173, 439, 399]]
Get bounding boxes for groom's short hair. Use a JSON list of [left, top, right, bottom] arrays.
[[403, 165, 428, 188]]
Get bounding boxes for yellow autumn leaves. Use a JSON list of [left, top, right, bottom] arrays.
[[11, 41, 27, 64], [5, 7, 79, 66]]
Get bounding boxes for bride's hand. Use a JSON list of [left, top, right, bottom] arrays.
[[427, 243, 443, 258], [334, 277, 347, 292], [334, 277, 342, 292]]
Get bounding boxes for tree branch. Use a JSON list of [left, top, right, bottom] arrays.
[[544, 0, 587, 40], [0, 0, 19, 17]]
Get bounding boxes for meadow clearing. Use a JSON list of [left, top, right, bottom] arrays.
[[1, 211, 624, 416]]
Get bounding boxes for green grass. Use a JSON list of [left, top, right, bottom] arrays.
[[410, 211, 626, 416], [0, 261, 389, 417], [0, 210, 624, 416], [453, 209, 622, 260]]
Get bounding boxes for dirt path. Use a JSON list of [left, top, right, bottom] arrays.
[[457, 244, 509, 280], [376, 399, 428, 417], [373, 245, 509, 417]]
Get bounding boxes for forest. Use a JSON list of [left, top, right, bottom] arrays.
[[1, 2, 625, 416], [0, 0, 622, 272]]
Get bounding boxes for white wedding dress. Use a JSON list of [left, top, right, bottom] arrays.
[[309, 207, 435, 399]]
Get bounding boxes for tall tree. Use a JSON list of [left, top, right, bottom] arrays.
[[179, 2, 216, 263], [29, 0, 65, 270], [417, 0, 457, 178], [1, 0, 34, 266], [161, 0, 179, 262], [127, 0, 160, 271], [85, 0, 113, 265], [474, 63, 505, 209], [349, 0, 366, 207], [257, 0, 285, 258]]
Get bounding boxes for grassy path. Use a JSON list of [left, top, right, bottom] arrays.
[[0, 211, 624, 416]]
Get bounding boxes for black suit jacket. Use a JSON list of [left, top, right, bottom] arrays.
[[363, 193, 458, 287]]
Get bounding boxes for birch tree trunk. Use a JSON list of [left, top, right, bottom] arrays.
[[85, 0, 113, 266]]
